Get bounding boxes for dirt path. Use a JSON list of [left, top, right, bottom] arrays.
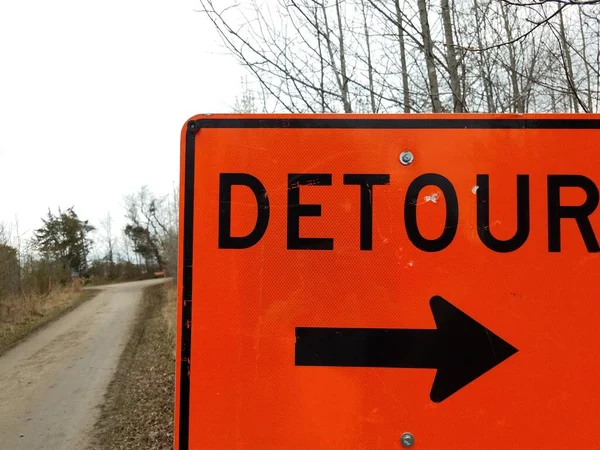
[[0, 279, 165, 450]]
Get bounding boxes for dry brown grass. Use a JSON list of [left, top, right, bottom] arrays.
[[163, 284, 177, 358], [92, 282, 177, 450], [0, 282, 99, 356]]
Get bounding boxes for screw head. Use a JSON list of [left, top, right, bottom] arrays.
[[400, 151, 414, 165], [400, 432, 414, 448]]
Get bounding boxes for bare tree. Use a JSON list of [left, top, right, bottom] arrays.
[[0, 223, 19, 299], [578, 7, 594, 111], [123, 186, 178, 277], [234, 77, 260, 113], [199, 0, 600, 113], [360, 0, 377, 112], [416, 0, 443, 111], [394, 0, 412, 112], [441, 0, 464, 111], [99, 213, 116, 278]]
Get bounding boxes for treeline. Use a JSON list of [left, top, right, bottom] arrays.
[[88, 186, 178, 285], [203, 0, 600, 114], [0, 186, 178, 304]]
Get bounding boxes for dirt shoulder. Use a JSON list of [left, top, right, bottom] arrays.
[[0, 288, 100, 357], [92, 282, 176, 450]]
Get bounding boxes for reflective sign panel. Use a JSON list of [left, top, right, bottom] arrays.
[[175, 115, 600, 449]]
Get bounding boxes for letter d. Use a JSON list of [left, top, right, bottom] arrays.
[[219, 173, 270, 249]]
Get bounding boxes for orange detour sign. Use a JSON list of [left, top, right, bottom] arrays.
[[175, 114, 600, 449]]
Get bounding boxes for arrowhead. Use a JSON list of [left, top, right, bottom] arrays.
[[429, 296, 518, 403]]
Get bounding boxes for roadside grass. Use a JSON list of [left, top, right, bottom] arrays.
[[0, 284, 100, 356], [92, 282, 176, 450]]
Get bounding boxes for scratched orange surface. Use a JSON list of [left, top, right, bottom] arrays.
[[175, 114, 600, 449]]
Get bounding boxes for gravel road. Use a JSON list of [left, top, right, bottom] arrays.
[[0, 279, 165, 450]]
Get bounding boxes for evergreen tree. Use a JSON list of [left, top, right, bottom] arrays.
[[34, 207, 95, 280]]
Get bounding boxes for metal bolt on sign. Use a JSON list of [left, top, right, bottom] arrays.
[[400, 151, 414, 165], [401, 432, 415, 448]]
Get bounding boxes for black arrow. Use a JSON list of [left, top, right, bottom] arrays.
[[295, 295, 518, 402]]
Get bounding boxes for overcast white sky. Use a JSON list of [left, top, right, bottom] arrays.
[[0, 0, 242, 240]]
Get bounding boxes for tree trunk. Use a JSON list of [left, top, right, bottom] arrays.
[[559, 8, 578, 113], [473, 0, 495, 112], [361, 0, 377, 112], [394, 0, 411, 113], [578, 8, 593, 112], [314, 6, 327, 113], [320, 0, 352, 113], [417, 0, 442, 112], [440, 0, 463, 112], [520, 37, 540, 113], [335, 0, 352, 113], [501, 3, 524, 113]]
